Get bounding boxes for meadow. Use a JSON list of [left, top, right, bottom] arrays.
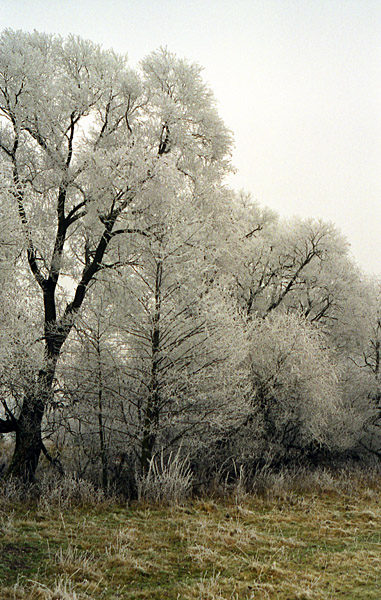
[[0, 471, 380, 599]]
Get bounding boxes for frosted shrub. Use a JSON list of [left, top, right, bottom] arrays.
[[137, 451, 192, 504], [38, 473, 105, 509], [248, 312, 346, 459]]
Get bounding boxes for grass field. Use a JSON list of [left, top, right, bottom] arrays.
[[0, 476, 380, 599]]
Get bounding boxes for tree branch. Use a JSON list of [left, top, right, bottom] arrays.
[[0, 140, 13, 158], [110, 227, 149, 238], [245, 225, 263, 239], [66, 200, 87, 226], [266, 250, 318, 314], [40, 441, 64, 475]]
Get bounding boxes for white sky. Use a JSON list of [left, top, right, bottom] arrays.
[[1, 0, 380, 275]]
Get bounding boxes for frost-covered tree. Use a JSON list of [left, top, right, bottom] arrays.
[[0, 191, 42, 444], [338, 279, 381, 456], [116, 195, 249, 472], [245, 312, 346, 465], [0, 30, 232, 482], [62, 183, 250, 477]]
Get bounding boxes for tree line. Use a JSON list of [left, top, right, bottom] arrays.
[[0, 30, 379, 492]]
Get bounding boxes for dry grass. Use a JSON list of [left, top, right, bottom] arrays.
[[137, 450, 193, 504], [0, 473, 380, 599]]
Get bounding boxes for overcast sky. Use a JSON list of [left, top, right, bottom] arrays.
[[1, 0, 380, 275]]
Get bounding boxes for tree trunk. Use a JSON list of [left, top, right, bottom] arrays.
[[140, 352, 161, 472], [98, 386, 109, 490], [140, 260, 162, 474], [7, 360, 58, 483], [6, 394, 44, 484], [141, 406, 158, 474]]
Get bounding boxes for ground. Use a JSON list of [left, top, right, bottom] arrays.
[[0, 481, 380, 599]]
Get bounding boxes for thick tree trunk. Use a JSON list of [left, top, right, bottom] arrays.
[[6, 394, 44, 484], [7, 360, 58, 483]]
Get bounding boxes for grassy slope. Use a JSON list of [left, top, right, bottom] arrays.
[[0, 486, 380, 599]]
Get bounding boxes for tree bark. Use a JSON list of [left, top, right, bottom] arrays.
[[6, 395, 44, 483], [141, 260, 162, 473], [6, 366, 54, 483]]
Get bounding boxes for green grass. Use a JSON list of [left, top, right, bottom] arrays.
[[0, 485, 380, 599]]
